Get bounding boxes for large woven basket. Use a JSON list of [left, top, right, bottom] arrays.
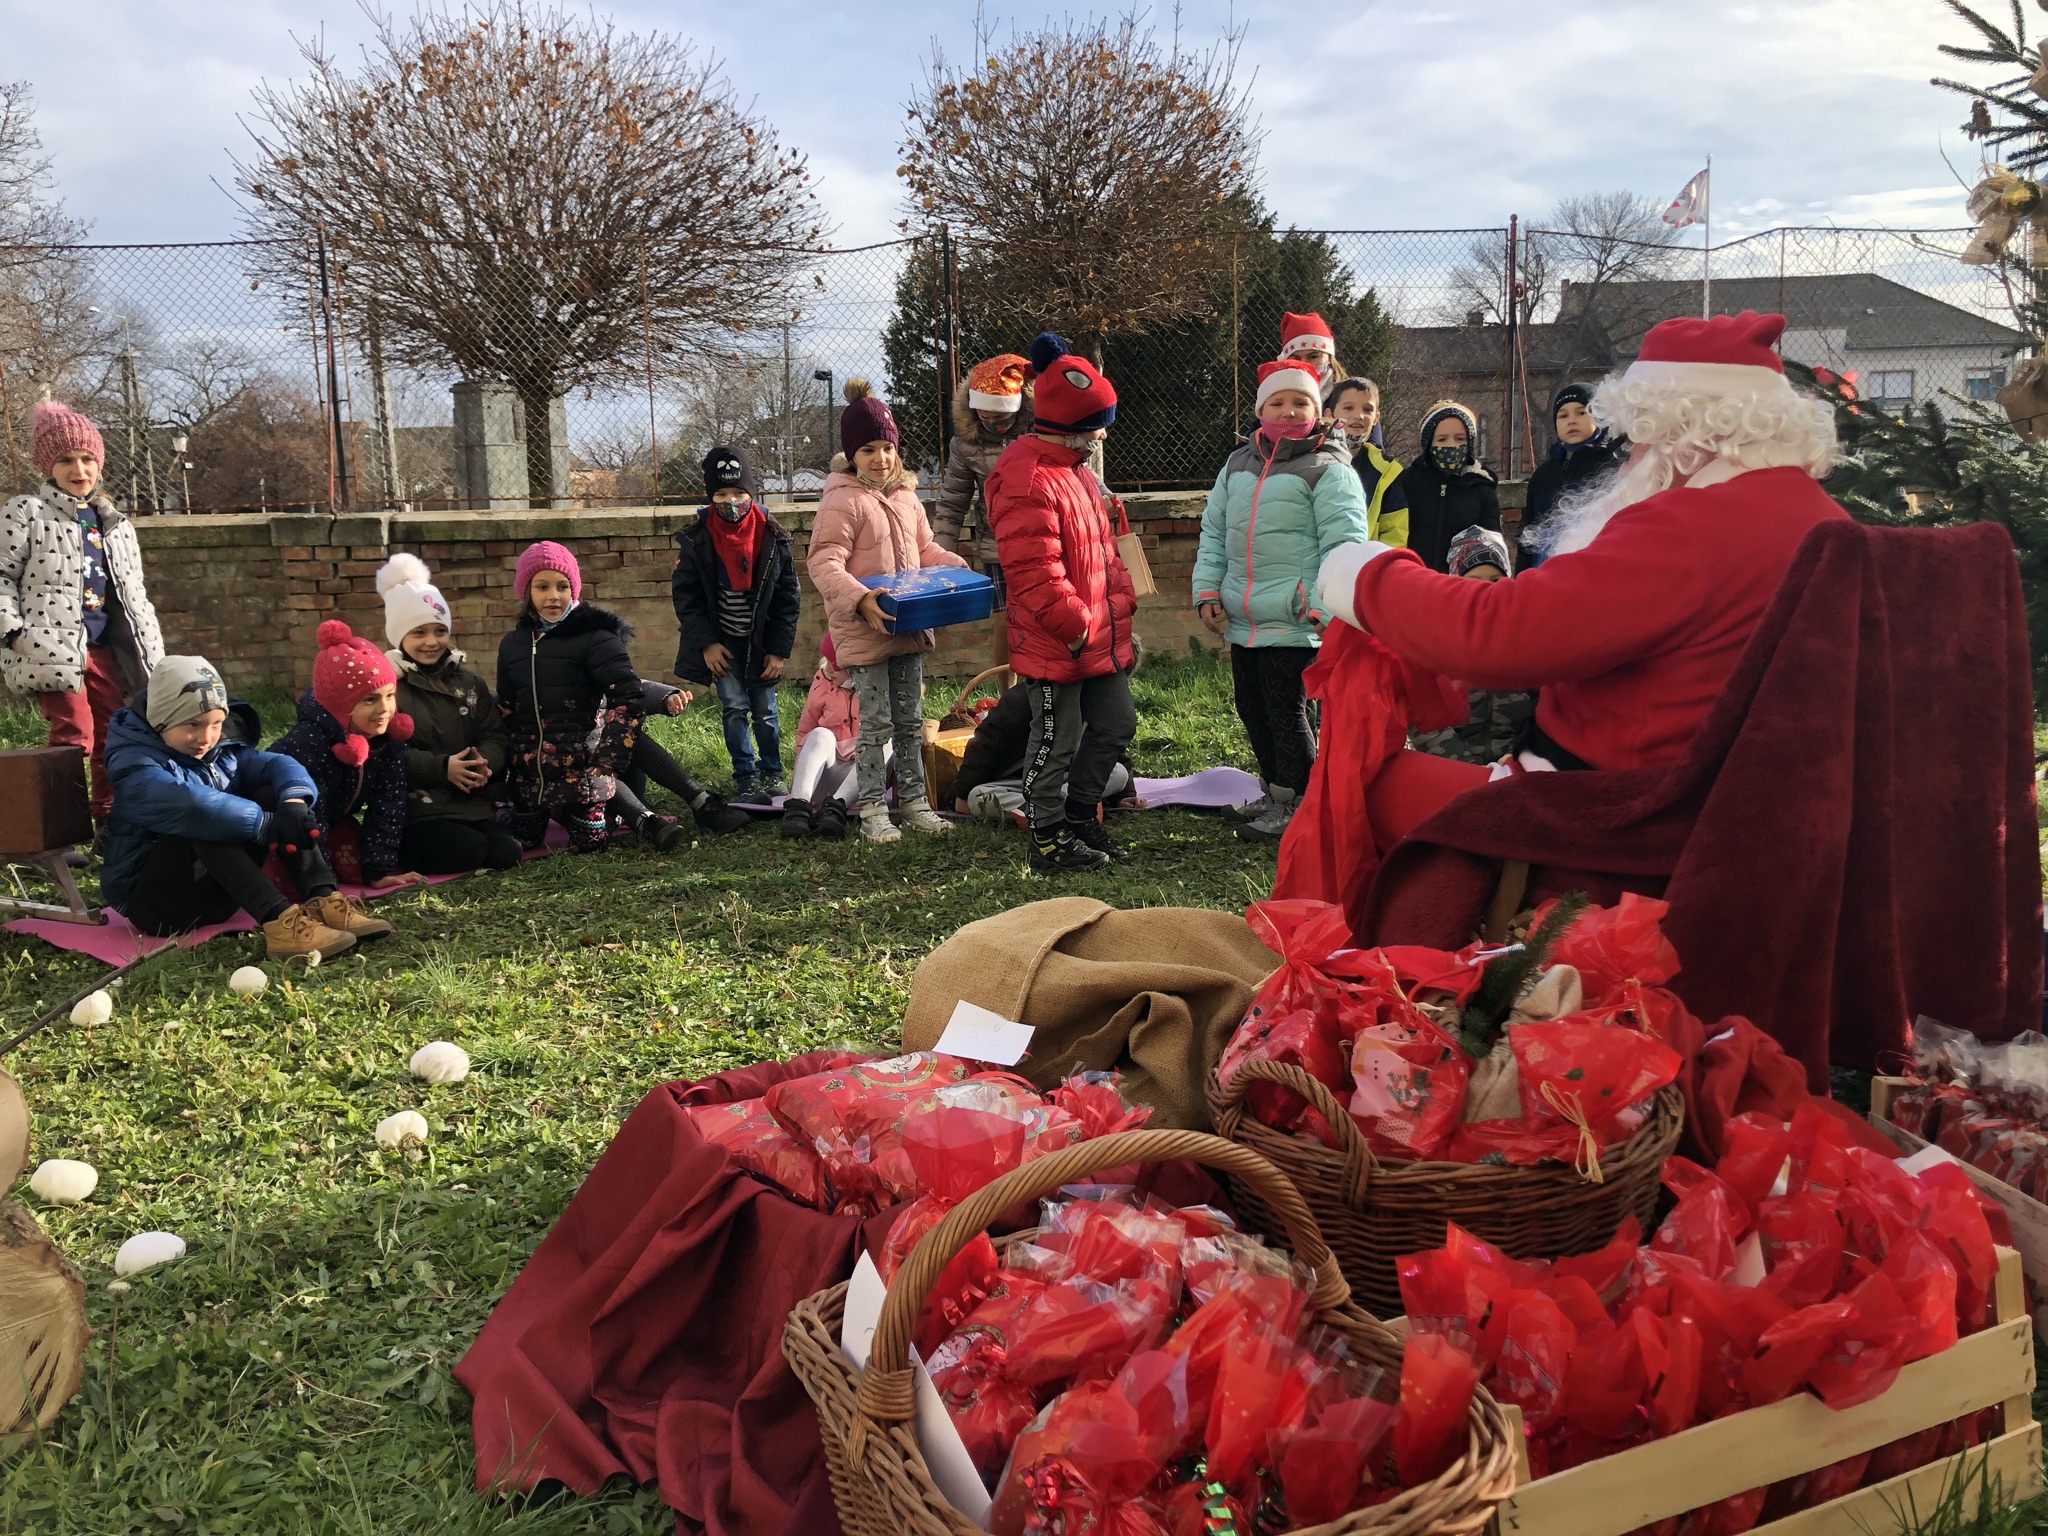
[[1208, 1062, 1683, 1318], [783, 1127, 1519, 1536]]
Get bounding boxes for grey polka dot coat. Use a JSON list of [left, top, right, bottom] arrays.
[[0, 481, 165, 697]]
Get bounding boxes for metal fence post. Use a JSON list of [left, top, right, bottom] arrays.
[[1231, 233, 1241, 428], [640, 238, 661, 502], [367, 306, 402, 509], [1503, 216, 1520, 478], [314, 224, 351, 511]]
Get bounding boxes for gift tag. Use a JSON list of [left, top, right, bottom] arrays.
[[839, 1252, 994, 1522], [933, 999, 1035, 1067]]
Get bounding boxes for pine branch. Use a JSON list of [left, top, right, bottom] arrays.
[[1456, 890, 1591, 1059], [1941, 0, 2022, 58]]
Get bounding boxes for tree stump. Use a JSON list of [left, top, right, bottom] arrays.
[[0, 1199, 89, 1446], [0, 1068, 24, 1192]]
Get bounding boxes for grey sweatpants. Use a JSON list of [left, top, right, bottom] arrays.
[[1019, 669, 1138, 832]]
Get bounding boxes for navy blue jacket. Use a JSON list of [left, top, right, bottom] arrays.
[[100, 706, 315, 909], [269, 691, 411, 881]]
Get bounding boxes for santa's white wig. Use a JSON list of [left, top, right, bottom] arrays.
[[1533, 369, 1840, 560]]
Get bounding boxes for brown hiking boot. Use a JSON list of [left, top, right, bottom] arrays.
[[262, 904, 358, 961], [305, 892, 395, 942]]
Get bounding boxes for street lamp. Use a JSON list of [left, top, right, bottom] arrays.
[[171, 435, 190, 511], [813, 369, 834, 478]]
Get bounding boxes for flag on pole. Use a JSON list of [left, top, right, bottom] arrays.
[[1663, 166, 1710, 228]]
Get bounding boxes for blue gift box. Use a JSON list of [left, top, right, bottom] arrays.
[[857, 567, 996, 631]]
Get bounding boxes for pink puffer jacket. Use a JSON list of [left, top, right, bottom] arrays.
[[806, 467, 967, 669], [797, 661, 858, 761]]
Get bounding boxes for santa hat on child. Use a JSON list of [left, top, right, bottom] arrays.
[[1278, 312, 1337, 364], [1026, 332, 1117, 434], [1255, 359, 1326, 417], [31, 400, 104, 477], [376, 553, 454, 651], [1623, 310, 1790, 397], [312, 619, 412, 765], [966, 353, 1030, 414]]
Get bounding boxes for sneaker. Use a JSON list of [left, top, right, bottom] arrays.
[[1235, 788, 1299, 843], [779, 796, 816, 839], [899, 798, 953, 835], [1222, 781, 1273, 824], [813, 801, 850, 840], [860, 807, 901, 844], [262, 903, 358, 960], [1030, 827, 1110, 873], [305, 892, 395, 942], [690, 792, 751, 836], [732, 774, 763, 802], [759, 774, 788, 798], [638, 812, 684, 852], [1068, 816, 1130, 863]]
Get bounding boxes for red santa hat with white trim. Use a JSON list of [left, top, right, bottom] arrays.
[[1255, 359, 1325, 416], [1623, 309, 1790, 397], [1278, 311, 1336, 363]]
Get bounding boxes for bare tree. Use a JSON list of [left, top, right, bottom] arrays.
[[1531, 190, 1684, 394], [0, 81, 83, 249], [1443, 232, 1548, 329], [235, 2, 823, 506], [898, 13, 1260, 363]]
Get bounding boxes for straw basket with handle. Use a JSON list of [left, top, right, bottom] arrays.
[[782, 1127, 1519, 1536], [1208, 1062, 1682, 1319], [939, 667, 1016, 731]]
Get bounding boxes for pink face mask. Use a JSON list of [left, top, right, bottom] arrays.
[[1259, 416, 1318, 443]]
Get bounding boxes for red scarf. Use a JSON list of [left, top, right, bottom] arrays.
[[705, 501, 764, 591]]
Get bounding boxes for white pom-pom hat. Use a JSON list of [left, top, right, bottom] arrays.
[[377, 552, 453, 651]]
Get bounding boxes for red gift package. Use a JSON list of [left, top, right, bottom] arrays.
[[684, 1097, 830, 1208], [1542, 892, 1681, 1001], [1348, 1011, 1470, 1161], [1393, 1331, 1482, 1486], [763, 1051, 976, 1214], [1277, 1391, 1400, 1524], [1513, 1019, 1682, 1151]]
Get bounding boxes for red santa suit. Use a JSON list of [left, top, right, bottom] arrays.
[[1315, 311, 1853, 847]]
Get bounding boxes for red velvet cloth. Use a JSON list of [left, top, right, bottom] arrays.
[[1354, 520, 2043, 1088], [453, 1051, 891, 1536], [1274, 623, 1466, 907]]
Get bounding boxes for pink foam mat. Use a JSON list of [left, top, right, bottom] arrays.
[[4, 823, 570, 964]]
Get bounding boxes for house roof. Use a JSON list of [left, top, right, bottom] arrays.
[[1392, 318, 1615, 379], [1576, 273, 2025, 355]]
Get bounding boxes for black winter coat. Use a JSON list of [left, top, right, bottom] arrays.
[[1522, 433, 1627, 555], [494, 604, 643, 808], [269, 691, 411, 880], [1394, 458, 1502, 573], [669, 512, 802, 684], [949, 682, 1132, 807]]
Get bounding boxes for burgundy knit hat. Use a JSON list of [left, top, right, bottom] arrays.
[[837, 378, 899, 462], [311, 619, 411, 765], [514, 540, 582, 601], [31, 400, 105, 477]]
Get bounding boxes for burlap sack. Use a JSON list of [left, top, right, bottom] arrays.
[[902, 898, 1280, 1130], [1461, 964, 1584, 1123]]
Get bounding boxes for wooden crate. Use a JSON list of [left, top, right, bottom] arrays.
[[1867, 1076, 2048, 1287], [1490, 1247, 2041, 1536]]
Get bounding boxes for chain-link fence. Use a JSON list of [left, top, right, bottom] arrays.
[[0, 224, 2030, 510]]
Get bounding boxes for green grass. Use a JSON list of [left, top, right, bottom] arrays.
[[0, 654, 1273, 1535]]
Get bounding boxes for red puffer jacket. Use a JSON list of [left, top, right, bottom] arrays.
[[984, 435, 1137, 684]]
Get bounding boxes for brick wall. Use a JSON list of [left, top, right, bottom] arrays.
[[132, 492, 1213, 695]]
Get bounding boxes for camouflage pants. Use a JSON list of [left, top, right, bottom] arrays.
[[1410, 687, 1534, 767]]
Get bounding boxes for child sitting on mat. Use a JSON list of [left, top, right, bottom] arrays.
[[782, 633, 869, 841], [98, 656, 370, 958], [272, 621, 423, 915]]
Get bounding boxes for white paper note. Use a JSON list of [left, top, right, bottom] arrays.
[[932, 998, 1036, 1067], [838, 1252, 994, 1524]]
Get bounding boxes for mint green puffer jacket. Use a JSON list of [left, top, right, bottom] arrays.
[[1191, 428, 1371, 648]]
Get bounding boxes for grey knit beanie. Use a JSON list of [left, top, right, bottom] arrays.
[[145, 656, 229, 733]]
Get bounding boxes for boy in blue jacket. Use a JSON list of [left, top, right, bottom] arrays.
[[99, 656, 363, 958], [1193, 360, 1371, 843]]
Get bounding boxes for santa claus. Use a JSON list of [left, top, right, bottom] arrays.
[[1314, 309, 1850, 847]]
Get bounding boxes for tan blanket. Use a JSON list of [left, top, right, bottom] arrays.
[[903, 898, 1280, 1130]]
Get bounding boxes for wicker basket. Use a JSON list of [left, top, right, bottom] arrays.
[[938, 666, 1015, 730], [783, 1127, 1519, 1536], [1208, 1062, 1683, 1318]]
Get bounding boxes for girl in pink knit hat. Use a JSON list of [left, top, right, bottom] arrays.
[[0, 399, 166, 825], [493, 540, 645, 852]]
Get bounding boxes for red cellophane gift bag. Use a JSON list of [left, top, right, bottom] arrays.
[[1392, 1332, 1482, 1486], [762, 1051, 975, 1213], [1542, 892, 1681, 1000], [682, 1097, 830, 1207]]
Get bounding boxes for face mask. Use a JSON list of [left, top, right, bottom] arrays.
[[1431, 444, 1470, 474], [715, 496, 753, 522], [1260, 417, 1317, 442]]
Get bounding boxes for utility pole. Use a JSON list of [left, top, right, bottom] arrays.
[[315, 223, 352, 510]]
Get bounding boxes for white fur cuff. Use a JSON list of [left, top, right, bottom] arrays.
[[1315, 541, 1393, 628]]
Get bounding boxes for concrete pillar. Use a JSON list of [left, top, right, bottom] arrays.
[[452, 383, 571, 508]]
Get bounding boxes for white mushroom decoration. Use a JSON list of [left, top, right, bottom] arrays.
[[28, 1159, 97, 1205], [227, 966, 268, 997], [68, 990, 113, 1027], [113, 1231, 186, 1277], [375, 1111, 430, 1151], [409, 1042, 471, 1084]]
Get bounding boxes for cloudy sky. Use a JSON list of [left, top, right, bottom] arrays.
[[0, 0, 1990, 245]]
